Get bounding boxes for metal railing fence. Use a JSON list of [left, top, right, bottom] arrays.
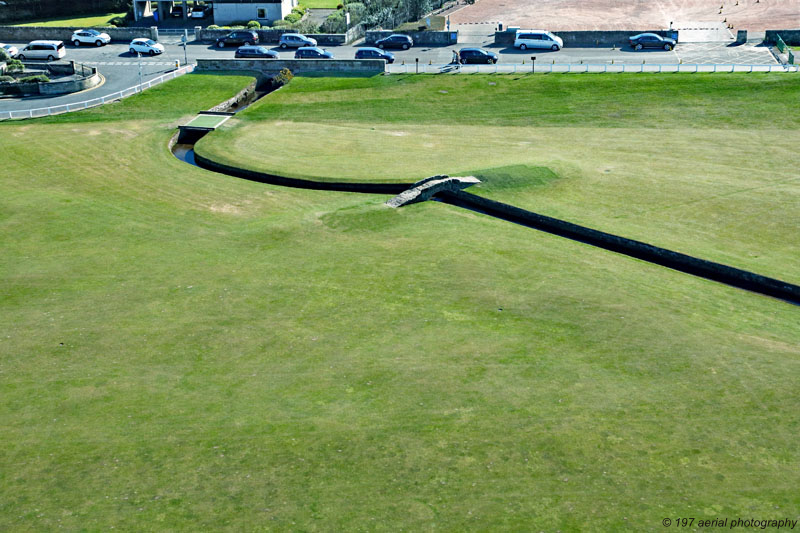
[[387, 62, 799, 75]]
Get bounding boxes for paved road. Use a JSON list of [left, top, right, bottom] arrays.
[[0, 36, 779, 114]]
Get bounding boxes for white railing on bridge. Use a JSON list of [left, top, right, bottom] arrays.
[[387, 63, 799, 75], [0, 64, 195, 121]]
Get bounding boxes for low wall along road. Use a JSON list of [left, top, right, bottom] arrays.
[[494, 30, 674, 47], [365, 31, 458, 46], [0, 25, 159, 43], [195, 58, 385, 77]]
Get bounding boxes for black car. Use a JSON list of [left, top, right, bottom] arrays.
[[629, 33, 676, 51], [171, 4, 184, 17], [375, 34, 413, 50], [459, 48, 498, 64], [354, 47, 395, 63], [216, 30, 259, 48], [235, 45, 278, 59], [294, 46, 334, 59]]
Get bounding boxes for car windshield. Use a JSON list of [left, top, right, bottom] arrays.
[[144, 40, 156, 46]]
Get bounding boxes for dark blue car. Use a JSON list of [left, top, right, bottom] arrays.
[[355, 47, 395, 63], [458, 48, 498, 64], [375, 34, 413, 50], [235, 45, 279, 59]]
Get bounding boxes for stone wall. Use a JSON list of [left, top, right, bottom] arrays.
[[365, 30, 457, 46], [765, 29, 800, 45], [494, 30, 674, 47], [196, 28, 346, 46], [0, 25, 158, 44], [195, 58, 385, 76]]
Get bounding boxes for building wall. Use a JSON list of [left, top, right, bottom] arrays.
[[213, 4, 284, 25]]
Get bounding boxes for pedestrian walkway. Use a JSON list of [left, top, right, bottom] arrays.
[[675, 42, 776, 65]]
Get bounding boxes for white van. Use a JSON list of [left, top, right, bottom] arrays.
[[17, 40, 66, 61], [514, 30, 563, 51]]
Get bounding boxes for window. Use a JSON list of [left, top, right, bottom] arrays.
[[257, 8, 266, 18]]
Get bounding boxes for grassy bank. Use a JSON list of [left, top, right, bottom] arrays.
[[2, 73, 799, 530], [13, 12, 127, 27], [195, 74, 800, 283]]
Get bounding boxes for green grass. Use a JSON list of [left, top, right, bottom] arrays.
[[2, 73, 799, 531], [13, 12, 127, 27], [303, 0, 342, 8], [196, 74, 800, 284]]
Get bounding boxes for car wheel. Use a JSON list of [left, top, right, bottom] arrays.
[[402, 43, 409, 50], [488, 58, 495, 64], [17, 54, 25, 60], [378, 44, 384, 49], [551, 44, 560, 51], [129, 48, 136, 55], [149, 49, 156, 56], [280, 43, 287, 49], [96, 40, 103, 47], [635, 43, 643, 50], [664, 43, 673, 50], [519, 43, 527, 50], [217, 41, 225, 48], [245, 41, 252, 46], [73, 40, 80, 47], [47, 55, 55, 61]]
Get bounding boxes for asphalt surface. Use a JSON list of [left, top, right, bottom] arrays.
[[0, 35, 780, 114]]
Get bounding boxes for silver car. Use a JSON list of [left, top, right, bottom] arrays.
[[279, 33, 317, 49]]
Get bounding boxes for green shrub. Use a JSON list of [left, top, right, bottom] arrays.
[[19, 74, 50, 83], [271, 19, 291, 28], [207, 24, 221, 29], [246, 20, 261, 29], [0, 75, 14, 83], [271, 67, 293, 87], [108, 16, 128, 27], [5, 59, 24, 73], [320, 10, 346, 33], [291, 5, 307, 15], [292, 19, 319, 34], [284, 12, 301, 23]]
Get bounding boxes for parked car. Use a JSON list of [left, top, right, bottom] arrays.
[[279, 33, 317, 49], [71, 29, 111, 47], [190, 4, 212, 18], [294, 46, 334, 59], [459, 47, 498, 64], [629, 33, 676, 51], [0, 43, 19, 58], [215, 30, 258, 48], [375, 34, 413, 50], [514, 30, 562, 51], [354, 47, 394, 63], [17, 40, 66, 61], [129, 38, 165, 56], [171, 4, 184, 17], [235, 45, 279, 59]]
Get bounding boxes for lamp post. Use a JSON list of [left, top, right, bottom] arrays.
[[137, 50, 143, 91]]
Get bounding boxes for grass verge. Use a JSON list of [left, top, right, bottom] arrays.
[[13, 12, 127, 27]]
